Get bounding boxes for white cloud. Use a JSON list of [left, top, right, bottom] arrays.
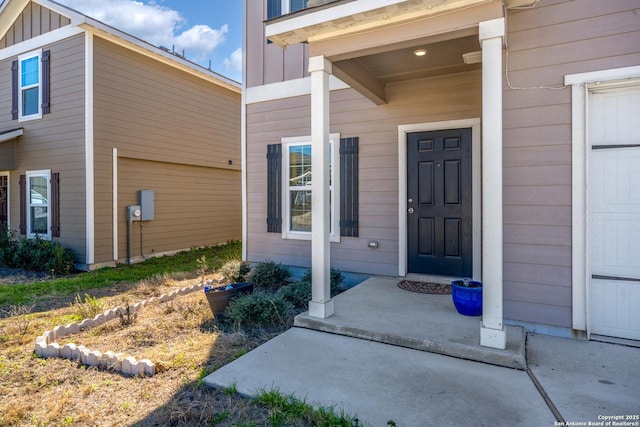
[[223, 48, 243, 73], [59, 0, 227, 65]]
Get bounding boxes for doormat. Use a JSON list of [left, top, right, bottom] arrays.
[[397, 280, 451, 295]]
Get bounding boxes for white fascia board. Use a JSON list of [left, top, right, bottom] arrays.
[[0, 128, 23, 142], [0, 26, 84, 60], [266, 0, 491, 44], [266, 0, 410, 39], [246, 76, 349, 104]]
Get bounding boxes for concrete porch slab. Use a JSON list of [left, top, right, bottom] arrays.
[[204, 328, 553, 426], [295, 276, 526, 369]]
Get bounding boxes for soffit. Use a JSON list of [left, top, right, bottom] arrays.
[[266, 0, 497, 47], [352, 35, 481, 84]]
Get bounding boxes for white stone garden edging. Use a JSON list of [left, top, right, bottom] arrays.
[[33, 280, 215, 377]]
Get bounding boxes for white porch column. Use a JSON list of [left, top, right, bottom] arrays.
[[479, 18, 506, 349], [308, 55, 334, 318]]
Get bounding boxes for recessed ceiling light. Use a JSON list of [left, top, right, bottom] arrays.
[[414, 49, 427, 57]]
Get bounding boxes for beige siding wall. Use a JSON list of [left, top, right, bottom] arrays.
[[0, 34, 86, 261], [116, 158, 241, 260], [93, 36, 241, 264], [502, 0, 640, 328], [246, 1, 309, 88], [246, 71, 482, 275], [0, 2, 71, 48]]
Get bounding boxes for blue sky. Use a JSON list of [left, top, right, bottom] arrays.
[[56, 0, 243, 82]]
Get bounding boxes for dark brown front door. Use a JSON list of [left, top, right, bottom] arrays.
[[0, 175, 7, 229], [407, 129, 472, 277]]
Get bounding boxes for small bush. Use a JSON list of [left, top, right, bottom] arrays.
[[247, 260, 291, 290], [0, 231, 75, 275], [225, 291, 293, 326], [218, 260, 251, 283], [73, 294, 105, 320], [300, 268, 345, 295], [277, 281, 311, 309]]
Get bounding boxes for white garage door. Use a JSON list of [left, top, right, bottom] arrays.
[[589, 84, 640, 341]]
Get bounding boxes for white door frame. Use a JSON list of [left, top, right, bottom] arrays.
[[397, 118, 482, 280], [565, 65, 640, 336]]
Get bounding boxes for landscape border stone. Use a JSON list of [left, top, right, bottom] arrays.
[[33, 280, 212, 377]]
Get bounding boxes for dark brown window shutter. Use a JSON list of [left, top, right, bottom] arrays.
[[11, 60, 18, 120], [41, 50, 51, 114], [19, 174, 26, 234], [51, 172, 60, 237], [266, 143, 282, 233], [340, 137, 359, 237]]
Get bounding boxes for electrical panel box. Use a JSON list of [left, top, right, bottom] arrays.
[[139, 190, 155, 221], [128, 205, 141, 221]]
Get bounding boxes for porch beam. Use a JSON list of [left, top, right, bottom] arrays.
[[308, 55, 334, 319], [479, 17, 506, 350], [332, 59, 387, 105]]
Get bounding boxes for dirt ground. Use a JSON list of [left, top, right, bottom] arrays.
[[0, 273, 288, 426]]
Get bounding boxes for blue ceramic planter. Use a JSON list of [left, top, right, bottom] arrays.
[[451, 280, 482, 316]]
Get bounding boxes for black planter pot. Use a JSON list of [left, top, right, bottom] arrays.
[[205, 282, 254, 318], [451, 280, 483, 316]]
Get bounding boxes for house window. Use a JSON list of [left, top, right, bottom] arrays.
[[282, 134, 340, 241], [26, 170, 50, 238], [18, 50, 42, 121], [267, 0, 308, 19]]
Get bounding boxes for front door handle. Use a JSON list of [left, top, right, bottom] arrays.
[[408, 207, 414, 214]]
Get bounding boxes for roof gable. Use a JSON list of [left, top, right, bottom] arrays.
[[0, 0, 240, 92], [0, 1, 70, 48]]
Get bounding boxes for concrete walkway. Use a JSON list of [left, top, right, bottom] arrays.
[[204, 277, 640, 426]]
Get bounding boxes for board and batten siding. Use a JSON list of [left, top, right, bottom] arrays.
[[246, 71, 482, 275], [92, 36, 241, 264], [0, 2, 71, 48], [246, 0, 309, 88], [502, 0, 640, 328], [0, 34, 86, 261]]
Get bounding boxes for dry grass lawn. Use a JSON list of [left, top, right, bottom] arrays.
[[0, 273, 288, 426]]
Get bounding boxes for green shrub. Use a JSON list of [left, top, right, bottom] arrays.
[[225, 291, 293, 326], [218, 260, 251, 283], [0, 232, 75, 275], [247, 260, 291, 290], [300, 268, 345, 295], [277, 280, 311, 309]]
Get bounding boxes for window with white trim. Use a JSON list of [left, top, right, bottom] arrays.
[[26, 170, 50, 239], [18, 49, 42, 121], [282, 134, 340, 241]]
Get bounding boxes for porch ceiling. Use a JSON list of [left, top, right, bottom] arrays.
[[331, 34, 481, 105]]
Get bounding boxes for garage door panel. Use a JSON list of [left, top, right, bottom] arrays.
[[589, 85, 640, 341], [591, 279, 640, 340]]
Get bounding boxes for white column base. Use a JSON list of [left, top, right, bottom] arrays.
[[480, 323, 507, 349], [309, 299, 335, 319]]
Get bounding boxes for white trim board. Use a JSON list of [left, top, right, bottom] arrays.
[[565, 65, 640, 335], [246, 76, 349, 104], [397, 119, 481, 279]]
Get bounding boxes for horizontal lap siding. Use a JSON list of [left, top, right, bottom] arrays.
[[0, 35, 86, 262], [247, 71, 481, 275], [93, 37, 241, 264], [116, 158, 241, 259], [503, 0, 640, 327]]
